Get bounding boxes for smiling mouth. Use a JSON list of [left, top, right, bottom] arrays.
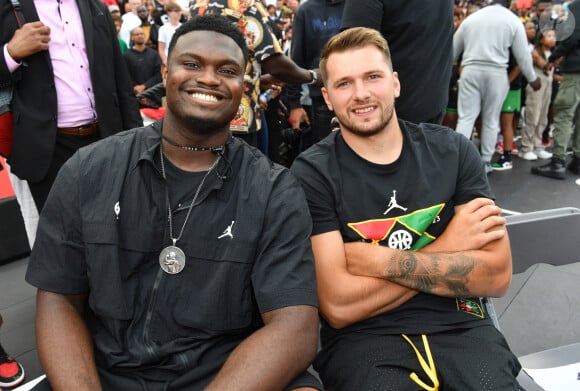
[[190, 92, 221, 102], [353, 106, 375, 114]]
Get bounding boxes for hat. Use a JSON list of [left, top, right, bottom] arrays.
[[108, 5, 120, 12]]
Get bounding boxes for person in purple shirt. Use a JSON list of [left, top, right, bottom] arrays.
[[0, 0, 142, 211]]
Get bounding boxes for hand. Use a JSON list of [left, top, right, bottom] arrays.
[[270, 84, 283, 100], [543, 62, 554, 75], [425, 198, 506, 253], [258, 84, 283, 110], [289, 107, 310, 130], [528, 77, 541, 91], [7, 21, 51, 61], [259, 73, 284, 91], [133, 85, 146, 94]]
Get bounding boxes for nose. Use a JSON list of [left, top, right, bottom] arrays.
[[196, 67, 220, 86], [352, 79, 370, 101]]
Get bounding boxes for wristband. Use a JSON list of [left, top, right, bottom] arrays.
[[307, 69, 318, 85]]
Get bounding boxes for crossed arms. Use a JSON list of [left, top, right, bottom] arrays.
[[311, 198, 512, 329]]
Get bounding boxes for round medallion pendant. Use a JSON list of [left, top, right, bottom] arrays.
[[159, 245, 186, 274]]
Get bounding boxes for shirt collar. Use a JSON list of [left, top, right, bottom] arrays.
[[136, 120, 164, 167], [135, 120, 244, 199]]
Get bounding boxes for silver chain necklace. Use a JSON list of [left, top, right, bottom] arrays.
[[162, 134, 226, 152], [158, 142, 221, 274]]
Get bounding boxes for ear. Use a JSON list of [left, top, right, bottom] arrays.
[[161, 62, 168, 87], [321, 87, 333, 111], [392, 71, 401, 99]]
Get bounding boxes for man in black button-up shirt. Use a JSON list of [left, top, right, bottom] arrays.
[[124, 26, 162, 105], [26, 15, 321, 391]]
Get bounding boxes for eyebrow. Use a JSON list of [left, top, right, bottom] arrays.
[[333, 69, 387, 84], [178, 52, 243, 69]]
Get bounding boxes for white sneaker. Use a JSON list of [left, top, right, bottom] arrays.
[[535, 149, 553, 159], [519, 151, 538, 161], [484, 162, 493, 175]]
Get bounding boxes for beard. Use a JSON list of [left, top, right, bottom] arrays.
[[336, 99, 395, 138], [169, 101, 238, 137], [185, 115, 231, 135]]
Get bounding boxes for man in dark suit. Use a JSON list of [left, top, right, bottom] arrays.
[[0, 0, 142, 211]]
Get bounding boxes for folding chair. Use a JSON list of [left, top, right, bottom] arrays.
[[485, 207, 580, 391]]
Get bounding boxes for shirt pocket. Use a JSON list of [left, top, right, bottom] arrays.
[[170, 242, 256, 332], [84, 222, 159, 321]]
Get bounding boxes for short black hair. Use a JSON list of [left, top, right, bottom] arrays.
[[493, 0, 510, 7], [167, 15, 249, 65]]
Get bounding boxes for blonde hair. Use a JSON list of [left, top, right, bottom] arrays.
[[164, 1, 181, 12], [319, 27, 393, 84]]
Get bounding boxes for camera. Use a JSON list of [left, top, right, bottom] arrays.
[[278, 125, 308, 167]]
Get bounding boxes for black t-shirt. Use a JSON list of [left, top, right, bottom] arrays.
[[341, 0, 454, 123], [123, 47, 162, 88], [160, 150, 207, 208], [292, 120, 495, 346], [508, 51, 524, 90]]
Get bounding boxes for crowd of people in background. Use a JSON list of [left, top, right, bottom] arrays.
[[448, 0, 579, 179], [1, 0, 580, 389], [8, 0, 576, 174]]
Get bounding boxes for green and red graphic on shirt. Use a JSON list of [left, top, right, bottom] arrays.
[[347, 203, 445, 250], [456, 298, 484, 318], [348, 203, 486, 318]]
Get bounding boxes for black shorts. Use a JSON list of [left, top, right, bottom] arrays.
[[314, 325, 521, 391]]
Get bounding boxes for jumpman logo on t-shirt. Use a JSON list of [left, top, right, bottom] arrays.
[[383, 190, 407, 215]]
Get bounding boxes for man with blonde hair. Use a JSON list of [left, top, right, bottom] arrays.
[[157, 1, 182, 64], [292, 27, 521, 390]]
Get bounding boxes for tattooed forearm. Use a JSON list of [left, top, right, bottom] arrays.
[[398, 252, 417, 278], [384, 251, 478, 297]]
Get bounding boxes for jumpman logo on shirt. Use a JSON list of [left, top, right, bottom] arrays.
[[218, 220, 235, 239], [383, 190, 407, 215]]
